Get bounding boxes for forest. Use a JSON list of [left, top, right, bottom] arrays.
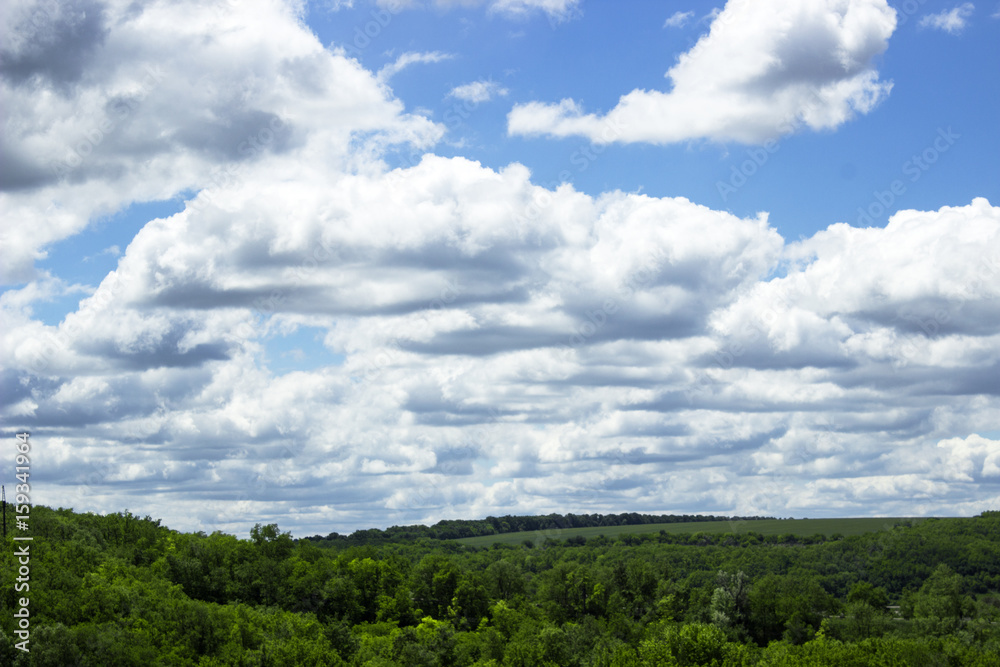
[[2, 507, 1000, 666], [306, 512, 774, 544]]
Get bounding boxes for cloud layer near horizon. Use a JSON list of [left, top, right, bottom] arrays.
[[2, 0, 999, 536], [508, 0, 898, 145]]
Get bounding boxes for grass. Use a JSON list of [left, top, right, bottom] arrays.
[[454, 517, 916, 548]]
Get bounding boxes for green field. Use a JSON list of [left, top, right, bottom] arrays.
[[455, 517, 917, 548]]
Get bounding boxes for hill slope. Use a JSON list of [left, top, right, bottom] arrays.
[[455, 517, 913, 547]]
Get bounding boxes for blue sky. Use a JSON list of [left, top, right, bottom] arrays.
[[1, 0, 999, 536], [313, 0, 1000, 236]]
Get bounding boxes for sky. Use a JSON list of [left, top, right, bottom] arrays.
[[1, 0, 999, 538]]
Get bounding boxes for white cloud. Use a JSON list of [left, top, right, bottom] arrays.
[[663, 10, 694, 28], [5, 145, 999, 533], [0, 0, 442, 284], [447, 79, 509, 103], [508, 0, 898, 145], [919, 3, 975, 34], [82, 245, 122, 263], [936, 434, 1000, 481], [710, 197, 1000, 375], [377, 50, 453, 82], [3, 0, 999, 536], [488, 0, 580, 21], [375, 0, 581, 21]]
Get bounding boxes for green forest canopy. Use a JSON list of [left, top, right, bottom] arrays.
[[2, 507, 1000, 666]]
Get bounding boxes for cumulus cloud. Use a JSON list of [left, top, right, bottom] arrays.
[[508, 0, 898, 145], [0, 0, 442, 284], [4, 155, 998, 533], [935, 434, 1000, 482], [448, 80, 509, 103], [711, 198, 1000, 360], [2, 0, 998, 536], [919, 3, 975, 34]]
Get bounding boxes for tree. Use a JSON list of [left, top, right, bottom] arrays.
[[710, 571, 750, 641], [613, 558, 658, 621], [249, 523, 295, 560], [412, 554, 461, 619], [913, 563, 972, 632], [484, 559, 524, 600], [840, 601, 883, 641], [846, 581, 889, 611], [449, 572, 491, 630]]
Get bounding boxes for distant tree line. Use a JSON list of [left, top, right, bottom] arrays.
[[4, 508, 999, 665], [306, 512, 776, 544]]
